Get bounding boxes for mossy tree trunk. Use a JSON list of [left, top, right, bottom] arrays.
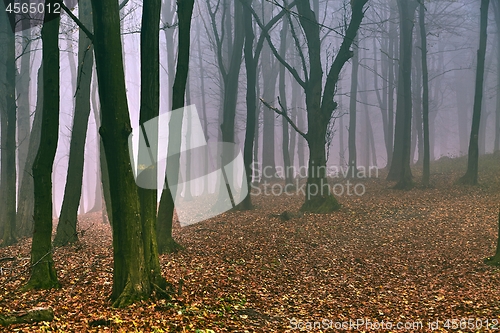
[[54, 0, 94, 247], [138, 0, 168, 291], [91, 0, 149, 307], [24, 3, 61, 290], [157, 0, 194, 254]]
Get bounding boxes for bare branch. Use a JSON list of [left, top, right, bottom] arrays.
[[56, 0, 94, 41], [260, 98, 308, 141], [241, 0, 306, 88], [284, 2, 308, 83]]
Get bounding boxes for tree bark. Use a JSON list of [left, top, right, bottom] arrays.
[[279, 21, 293, 186], [24, 3, 61, 290], [348, 34, 359, 176], [495, 1, 500, 153], [138, 0, 169, 292], [157, 0, 195, 254], [239, 0, 257, 210], [387, 0, 418, 189], [459, 0, 489, 185], [16, 64, 44, 237], [17, 26, 31, 200], [419, 1, 431, 186], [0, 4, 17, 246], [54, 0, 94, 246], [91, 0, 149, 306]]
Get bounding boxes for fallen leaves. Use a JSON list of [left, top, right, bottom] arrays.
[[0, 155, 499, 331]]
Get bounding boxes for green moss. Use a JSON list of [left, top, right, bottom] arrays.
[[300, 195, 341, 213]]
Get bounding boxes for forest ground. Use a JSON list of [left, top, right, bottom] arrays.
[[0, 154, 499, 332]]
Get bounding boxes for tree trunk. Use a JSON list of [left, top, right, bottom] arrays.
[[157, 0, 195, 254], [0, 6, 17, 246], [412, 33, 424, 166], [459, 0, 489, 185], [16, 64, 44, 237], [24, 4, 61, 290], [17, 26, 31, 199], [419, 1, 431, 186], [239, 0, 257, 210], [261, 45, 279, 181], [91, 0, 149, 306], [138, 0, 169, 293], [386, 3, 398, 168], [196, 19, 210, 194], [495, 1, 500, 153], [279, 22, 293, 186], [54, 0, 94, 246], [348, 34, 359, 176], [387, 0, 417, 189]]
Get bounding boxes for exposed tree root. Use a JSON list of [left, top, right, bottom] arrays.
[[112, 282, 149, 308], [21, 262, 60, 291], [0, 307, 53, 326], [158, 237, 184, 254]]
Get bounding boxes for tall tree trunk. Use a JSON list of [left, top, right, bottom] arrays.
[[419, 1, 431, 186], [459, 0, 489, 185], [412, 32, 424, 165], [24, 3, 61, 290], [16, 64, 44, 237], [90, 70, 112, 224], [386, 3, 398, 168], [239, 0, 256, 210], [495, 1, 500, 153], [54, 0, 94, 246], [138, 0, 169, 292], [0, 6, 17, 246], [279, 22, 292, 186], [261, 45, 279, 180], [91, 0, 149, 306], [373, 36, 390, 168], [387, 0, 417, 189], [182, 76, 193, 201], [348, 34, 359, 176], [157, 0, 195, 254], [17, 26, 31, 199], [454, 70, 471, 156], [196, 19, 210, 193]]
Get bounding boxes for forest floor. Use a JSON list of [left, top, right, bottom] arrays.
[[0, 154, 499, 332]]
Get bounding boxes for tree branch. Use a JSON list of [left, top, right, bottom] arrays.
[[260, 98, 308, 141], [253, 0, 297, 60], [321, 0, 368, 115], [241, 0, 306, 88], [56, 0, 94, 41], [285, 2, 308, 83]]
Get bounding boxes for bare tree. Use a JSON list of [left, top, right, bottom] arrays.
[[249, 0, 368, 212]]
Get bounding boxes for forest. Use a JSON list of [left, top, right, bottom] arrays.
[[0, 0, 499, 331]]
